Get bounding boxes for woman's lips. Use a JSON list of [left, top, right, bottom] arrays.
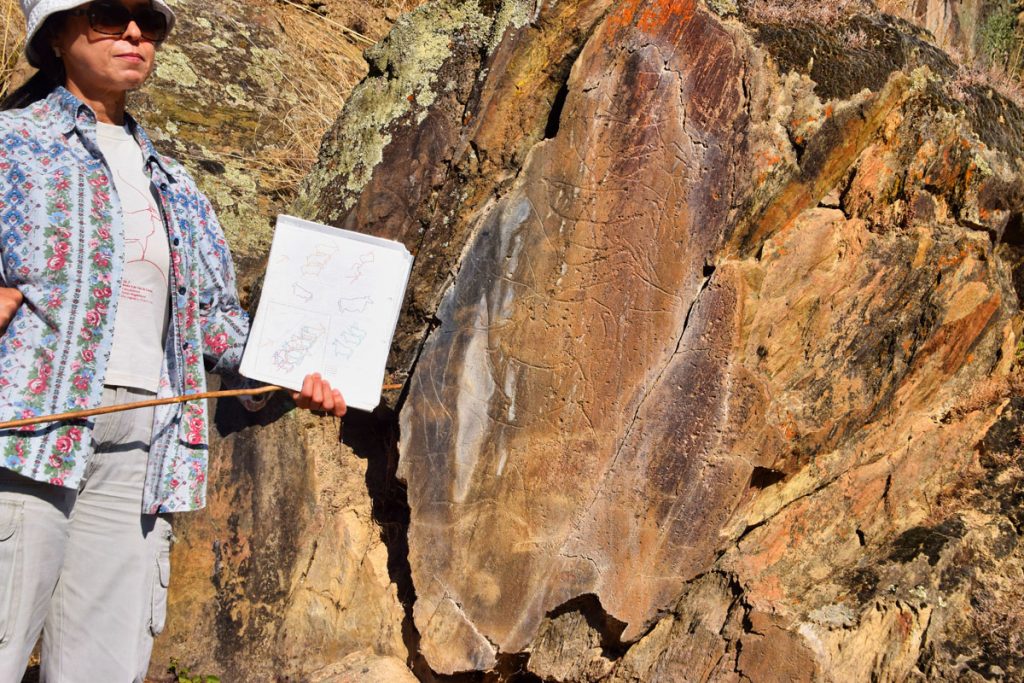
[[116, 54, 144, 63]]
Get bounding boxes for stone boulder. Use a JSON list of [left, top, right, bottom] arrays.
[[142, 0, 1024, 679], [294, 0, 1024, 679], [134, 1, 416, 680]]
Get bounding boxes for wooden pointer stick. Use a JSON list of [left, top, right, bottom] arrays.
[[0, 383, 405, 431]]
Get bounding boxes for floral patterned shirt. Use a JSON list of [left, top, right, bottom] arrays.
[[0, 87, 264, 513]]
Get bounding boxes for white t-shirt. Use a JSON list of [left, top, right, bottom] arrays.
[[95, 121, 171, 393]]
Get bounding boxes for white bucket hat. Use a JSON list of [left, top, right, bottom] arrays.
[[21, 0, 176, 67]]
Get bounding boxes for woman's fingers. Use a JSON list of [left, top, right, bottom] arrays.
[[319, 383, 347, 417], [331, 389, 347, 417], [311, 374, 324, 406], [319, 379, 335, 414], [294, 373, 347, 417], [294, 372, 315, 410], [0, 287, 23, 335]]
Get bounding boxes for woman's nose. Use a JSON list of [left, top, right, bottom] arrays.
[[121, 19, 143, 41]]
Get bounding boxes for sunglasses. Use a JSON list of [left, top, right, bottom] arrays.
[[68, 1, 169, 42]]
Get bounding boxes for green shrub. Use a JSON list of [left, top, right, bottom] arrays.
[[981, 4, 1019, 68], [168, 658, 221, 683]]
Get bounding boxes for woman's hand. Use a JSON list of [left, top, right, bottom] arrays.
[[0, 287, 23, 335], [292, 372, 347, 417]]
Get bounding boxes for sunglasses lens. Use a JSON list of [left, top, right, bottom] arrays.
[[88, 3, 131, 34], [87, 2, 168, 41], [135, 9, 167, 40]]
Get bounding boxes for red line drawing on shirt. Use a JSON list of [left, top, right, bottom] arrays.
[[118, 170, 167, 280]]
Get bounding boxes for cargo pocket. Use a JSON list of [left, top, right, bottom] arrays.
[[149, 537, 171, 637], [0, 500, 23, 648]]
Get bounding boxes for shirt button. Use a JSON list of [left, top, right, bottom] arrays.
[[160, 183, 169, 191], [178, 286, 186, 295], [172, 238, 180, 246], [182, 342, 189, 350]]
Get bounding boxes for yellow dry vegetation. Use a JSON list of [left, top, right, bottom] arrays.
[[236, 0, 381, 194], [0, 0, 24, 100]]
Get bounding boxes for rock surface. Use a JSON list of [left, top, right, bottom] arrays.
[[137, 0, 1024, 680], [307, 650, 419, 682], [294, 0, 1024, 679], [130, 1, 417, 680]]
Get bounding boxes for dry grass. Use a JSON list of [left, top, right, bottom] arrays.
[[216, 0, 412, 197], [0, 0, 24, 100], [843, 27, 870, 50], [946, 42, 1024, 111], [949, 61, 1024, 109], [744, 0, 873, 27], [273, 7, 369, 187], [974, 580, 1024, 668]]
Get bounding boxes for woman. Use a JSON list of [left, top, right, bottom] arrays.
[[0, 0, 345, 679]]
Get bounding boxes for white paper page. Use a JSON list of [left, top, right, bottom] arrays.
[[240, 215, 413, 411]]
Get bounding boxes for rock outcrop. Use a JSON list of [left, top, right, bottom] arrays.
[[155, 0, 1024, 680], [886, 0, 1022, 63], [131, 1, 419, 680]]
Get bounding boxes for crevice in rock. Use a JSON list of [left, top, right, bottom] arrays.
[[345, 404, 492, 682], [342, 406, 423, 677], [545, 593, 631, 661], [748, 466, 786, 489], [1002, 212, 1024, 247], [492, 653, 543, 682], [298, 539, 318, 582], [543, 80, 570, 140]]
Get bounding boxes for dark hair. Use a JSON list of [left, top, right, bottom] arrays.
[[1, 13, 69, 111]]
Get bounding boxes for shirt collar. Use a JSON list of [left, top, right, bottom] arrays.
[[48, 85, 177, 182]]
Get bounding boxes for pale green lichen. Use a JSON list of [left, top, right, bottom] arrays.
[[204, 160, 273, 256], [296, 0, 499, 218], [488, 0, 533, 52], [706, 0, 738, 16], [225, 84, 249, 107], [155, 47, 200, 88], [248, 47, 288, 95]]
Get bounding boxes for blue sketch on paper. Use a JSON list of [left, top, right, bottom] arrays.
[[272, 323, 325, 372], [337, 296, 374, 314], [331, 324, 368, 361]]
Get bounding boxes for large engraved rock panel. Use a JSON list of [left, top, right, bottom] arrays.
[[398, 0, 752, 672]]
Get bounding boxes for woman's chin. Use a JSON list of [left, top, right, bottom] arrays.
[[105, 76, 148, 94], [110, 66, 152, 91]]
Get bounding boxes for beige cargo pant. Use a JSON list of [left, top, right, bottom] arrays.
[[0, 386, 172, 683]]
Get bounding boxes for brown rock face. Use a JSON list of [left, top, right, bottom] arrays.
[[884, 0, 996, 59], [303, 0, 1024, 678], [397, 0, 754, 670], [156, 0, 1024, 679], [135, 1, 415, 680]]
